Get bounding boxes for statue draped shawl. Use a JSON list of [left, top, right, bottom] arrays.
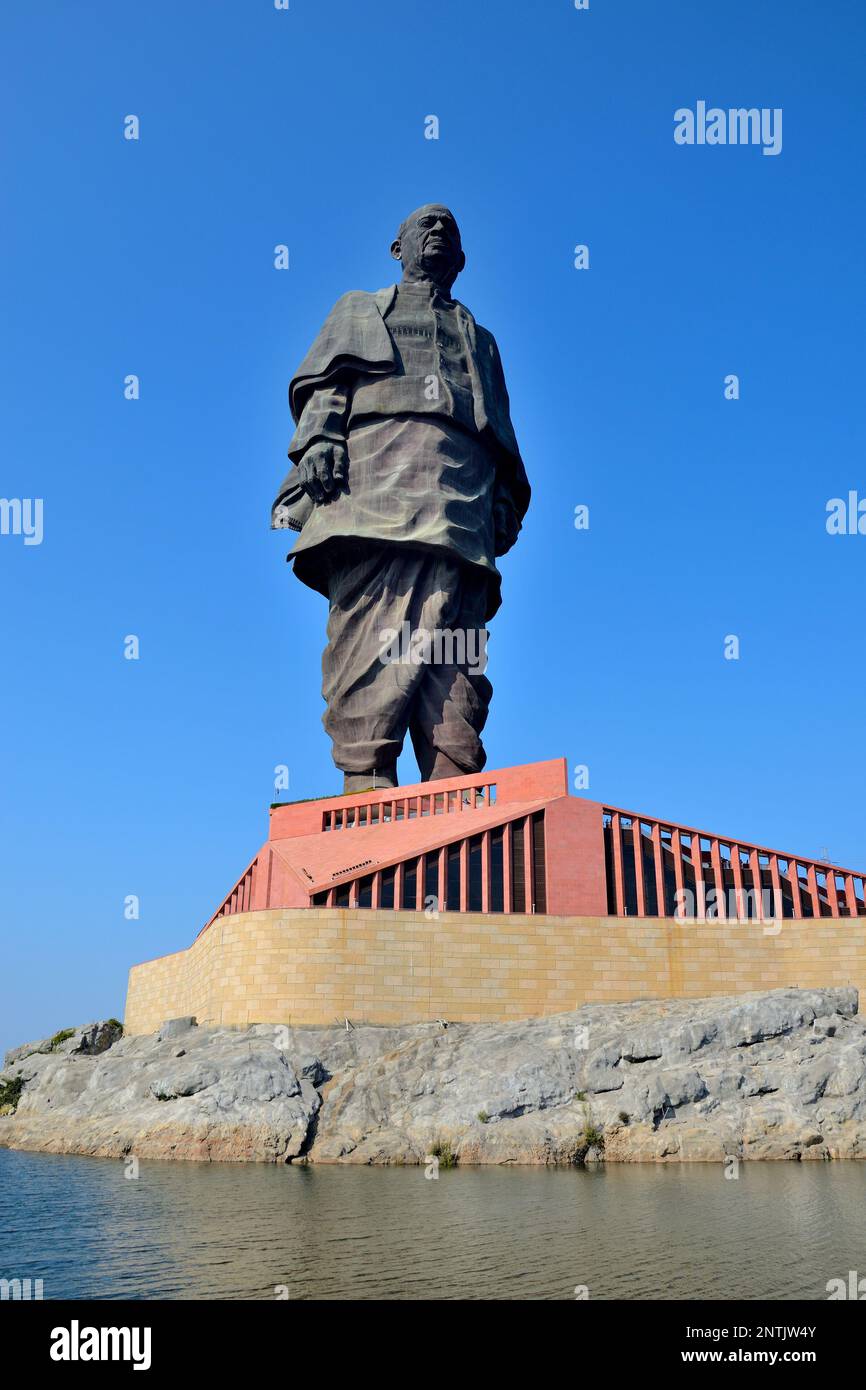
[[286, 286, 530, 519]]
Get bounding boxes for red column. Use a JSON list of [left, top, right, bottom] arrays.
[[481, 830, 491, 913], [611, 813, 625, 916], [692, 836, 706, 920], [768, 854, 783, 922], [250, 852, 263, 911], [805, 863, 822, 918], [745, 845, 756, 922], [672, 828, 685, 917], [730, 846, 745, 921], [503, 820, 513, 913], [787, 861, 802, 919], [416, 857, 425, 911], [459, 840, 468, 911], [371, 871, 381, 910], [523, 818, 533, 912], [710, 839, 726, 921], [651, 823, 665, 917], [750, 848, 765, 922], [825, 869, 841, 919], [845, 874, 860, 919], [633, 820, 646, 916]]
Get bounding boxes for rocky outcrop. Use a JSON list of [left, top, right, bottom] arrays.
[[3, 1019, 123, 1070], [0, 1021, 320, 1162], [2, 989, 866, 1164]]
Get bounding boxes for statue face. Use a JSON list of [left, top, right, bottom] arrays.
[[392, 205, 465, 288]]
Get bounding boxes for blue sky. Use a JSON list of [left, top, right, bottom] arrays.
[[2, 0, 864, 1053]]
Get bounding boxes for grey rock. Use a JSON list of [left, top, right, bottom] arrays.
[[3, 989, 866, 1165], [3, 1020, 122, 1070], [157, 1017, 197, 1041], [0, 1025, 320, 1163], [3, 1035, 53, 1069]]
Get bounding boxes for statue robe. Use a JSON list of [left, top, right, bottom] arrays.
[[272, 284, 530, 621]]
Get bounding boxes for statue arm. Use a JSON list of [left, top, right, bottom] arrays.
[[474, 324, 531, 534], [492, 475, 523, 556], [487, 346, 528, 554], [287, 382, 351, 463], [272, 383, 352, 524]]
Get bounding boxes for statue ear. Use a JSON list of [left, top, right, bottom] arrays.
[[389, 237, 402, 263], [457, 249, 466, 274]]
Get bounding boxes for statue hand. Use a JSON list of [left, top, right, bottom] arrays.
[[298, 441, 348, 503]]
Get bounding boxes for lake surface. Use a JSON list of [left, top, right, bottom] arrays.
[[1, 1148, 865, 1300]]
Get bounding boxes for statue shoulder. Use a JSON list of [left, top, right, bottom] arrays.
[[289, 287, 397, 422], [324, 286, 396, 322]]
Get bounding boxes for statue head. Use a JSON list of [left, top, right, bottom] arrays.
[[391, 204, 465, 293]]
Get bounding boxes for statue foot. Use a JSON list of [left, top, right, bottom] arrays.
[[418, 750, 474, 782], [343, 764, 398, 794]]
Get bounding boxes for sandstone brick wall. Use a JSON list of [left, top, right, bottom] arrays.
[[123, 908, 866, 1035]]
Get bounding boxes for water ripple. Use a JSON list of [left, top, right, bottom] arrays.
[[1, 1150, 863, 1300]]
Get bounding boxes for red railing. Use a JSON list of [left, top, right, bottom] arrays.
[[602, 807, 866, 920], [321, 783, 497, 831]]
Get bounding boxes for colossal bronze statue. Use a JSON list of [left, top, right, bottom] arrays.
[[272, 205, 530, 792]]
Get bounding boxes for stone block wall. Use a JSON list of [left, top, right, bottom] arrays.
[[123, 907, 866, 1034]]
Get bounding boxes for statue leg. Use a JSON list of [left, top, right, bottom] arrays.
[[410, 672, 492, 781], [408, 558, 492, 781], [322, 546, 432, 786]]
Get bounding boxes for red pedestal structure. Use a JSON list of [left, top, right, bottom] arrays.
[[199, 757, 866, 937]]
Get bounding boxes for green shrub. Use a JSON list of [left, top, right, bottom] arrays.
[[48, 1029, 75, 1051], [106, 1019, 124, 1033], [618, 1111, 630, 1126], [583, 1124, 604, 1150], [477, 1111, 490, 1124], [575, 1090, 586, 1102], [429, 1140, 457, 1168], [0, 1075, 25, 1113]]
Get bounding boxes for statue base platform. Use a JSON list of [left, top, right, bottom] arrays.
[[123, 758, 866, 1033]]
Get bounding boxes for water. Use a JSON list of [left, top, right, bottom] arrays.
[[1, 1148, 865, 1300]]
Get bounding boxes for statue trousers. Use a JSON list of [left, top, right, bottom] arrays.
[[321, 544, 492, 780]]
